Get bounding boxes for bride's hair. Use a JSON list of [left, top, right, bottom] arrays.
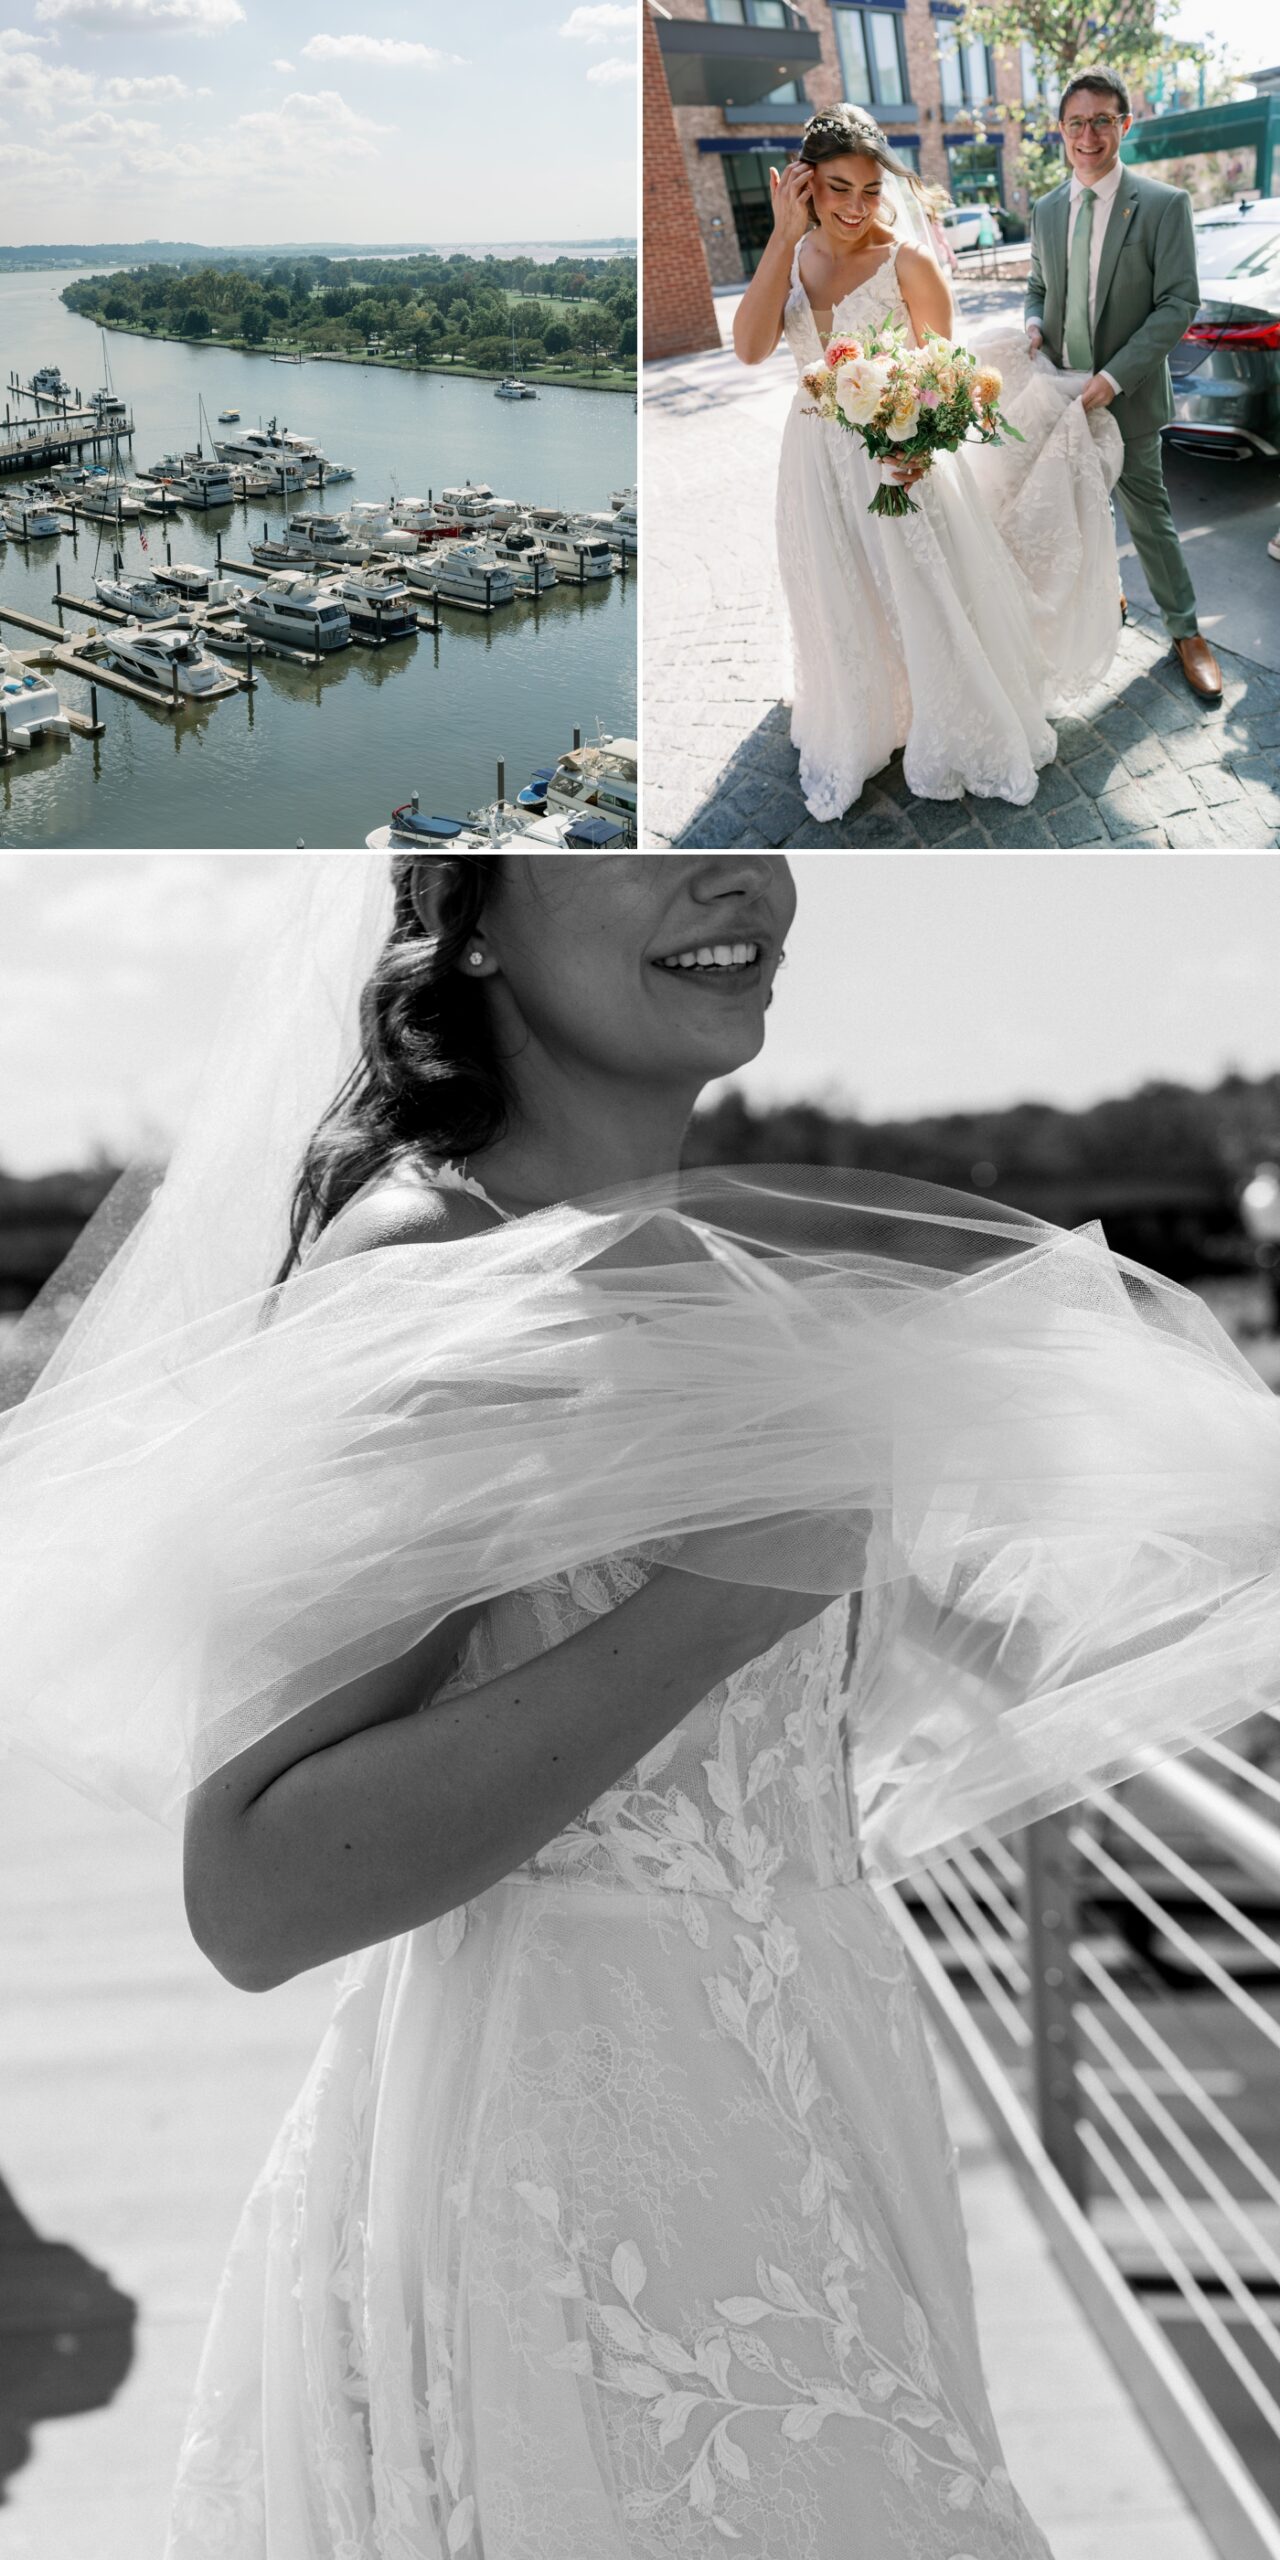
[[276, 854, 505, 1279], [798, 104, 931, 223]]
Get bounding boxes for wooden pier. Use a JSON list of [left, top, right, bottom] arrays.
[[2, 375, 136, 481], [0, 601, 250, 713]]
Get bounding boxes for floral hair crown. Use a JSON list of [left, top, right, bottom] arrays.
[[802, 102, 886, 150]]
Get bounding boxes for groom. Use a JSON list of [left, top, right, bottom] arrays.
[[1025, 65, 1223, 702]]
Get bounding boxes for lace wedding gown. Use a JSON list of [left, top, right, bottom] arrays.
[[777, 238, 1124, 822], [168, 1554, 1054, 2558]]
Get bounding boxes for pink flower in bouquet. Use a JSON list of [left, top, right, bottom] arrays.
[[824, 336, 863, 368], [920, 386, 941, 408]]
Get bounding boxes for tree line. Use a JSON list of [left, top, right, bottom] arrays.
[[7, 1068, 1280, 1316], [61, 248, 637, 377]]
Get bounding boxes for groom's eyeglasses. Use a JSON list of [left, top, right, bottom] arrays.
[[1062, 113, 1122, 136]]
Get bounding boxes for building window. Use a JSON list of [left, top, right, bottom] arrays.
[[890, 137, 921, 174], [718, 145, 798, 272], [945, 137, 1001, 200], [708, 0, 804, 108], [831, 6, 909, 111], [937, 28, 993, 111], [1019, 41, 1060, 114]]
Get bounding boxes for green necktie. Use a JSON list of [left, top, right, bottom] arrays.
[[1065, 187, 1095, 371]]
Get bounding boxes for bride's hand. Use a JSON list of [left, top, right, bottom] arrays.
[[770, 161, 814, 247]]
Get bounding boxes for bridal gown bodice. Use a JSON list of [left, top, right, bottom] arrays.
[[774, 236, 1123, 823], [169, 1538, 1054, 2560]]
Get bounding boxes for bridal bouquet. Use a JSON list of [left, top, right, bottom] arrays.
[[802, 319, 1023, 519]]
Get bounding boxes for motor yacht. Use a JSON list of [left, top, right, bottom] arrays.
[[318, 567, 419, 641], [495, 378, 537, 401], [76, 479, 145, 522], [250, 535, 305, 569], [31, 366, 68, 402], [610, 493, 637, 554], [93, 572, 178, 621], [540, 520, 614, 581], [498, 523, 558, 593], [89, 387, 128, 425], [0, 651, 69, 746], [403, 544, 516, 609], [2, 500, 62, 539], [542, 735, 638, 839], [284, 512, 356, 560], [217, 407, 241, 424], [151, 561, 212, 600], [103, 623, 235, 698], [365, 802, 520, 851], [215, 417, 328, 473], [242, 574, 352, 653], [142, 451, 202, 485], [439, 483, 498, 526], [125, 477, 182, 518], [176, 459, 235, 510]]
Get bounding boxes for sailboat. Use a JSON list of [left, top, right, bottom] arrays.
[[494, 311, 538, 402]]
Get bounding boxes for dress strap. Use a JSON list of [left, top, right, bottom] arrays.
[[430, 1160, 513, 1221]]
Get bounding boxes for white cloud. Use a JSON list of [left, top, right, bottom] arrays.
[[560, 3, 636, 37], [56, 106, 162, 140], [269, 55, 293, 70], [0, 42, 94, 111], [301, 33, 466, 68], [585, 51, 636, 80], [233, 87, 391, 160], [104, 69, 192, 95], [35, 0, 244, 31]]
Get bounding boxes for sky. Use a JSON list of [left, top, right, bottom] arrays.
[[1172, 0, 1274, 75], [4, 853, 1280, 1175], [0, 0, 637, 247]]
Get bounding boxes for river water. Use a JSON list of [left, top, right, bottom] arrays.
[[0, 270, 635, 849]]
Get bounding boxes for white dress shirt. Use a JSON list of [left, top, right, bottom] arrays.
[[1032, 155, 1124, 392]]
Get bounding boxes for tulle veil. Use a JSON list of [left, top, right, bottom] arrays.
[[2, 853, 1279, 1880]]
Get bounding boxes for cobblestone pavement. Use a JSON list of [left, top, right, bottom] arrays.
[[644, 315, 1280, 853]]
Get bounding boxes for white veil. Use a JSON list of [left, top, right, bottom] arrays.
[[3, 851, 1280, 1882]]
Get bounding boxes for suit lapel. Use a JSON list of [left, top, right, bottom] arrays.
[[1093, 168, 1139, 330], [1043, 182, 1072, 294]]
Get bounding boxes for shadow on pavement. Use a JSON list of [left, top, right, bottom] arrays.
[[667, 613, 1280, 849], [0, 2171, 136, 2500]]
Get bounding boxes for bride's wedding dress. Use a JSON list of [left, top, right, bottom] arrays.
[[168, 1551, 1053, 2559], [777, 238, 1124, 822]]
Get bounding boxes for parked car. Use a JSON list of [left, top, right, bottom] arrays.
[[1166, 195, 1280, 461], [936, 203, 1019, 254]]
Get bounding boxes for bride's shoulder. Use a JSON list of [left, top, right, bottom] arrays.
[[305, 1159, 505, 1270]]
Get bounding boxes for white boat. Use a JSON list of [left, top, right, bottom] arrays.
[[125, 476, 182, 518], [215, 417, 328, 472], [284, 511, 356, 559], [249, 535, 305, 569], [217, 407, 241, 424], [176, 459, 235, 510], [403, 544, 516, 609], [142, 451, 202, 485], [542, 735, 638, 839], [541, 520, 614, 581], [493, 316, 538, 400], [365, 796, 531, 851], [228, 466, 279, 498], [93, 572, 177, 621], [151, 561, 212, 600], [610, 494, 637, 554], [103, 623, 236, 698], [389, 497, 467, 542], [318, 567, 419, 641], [439, 483, 497, 526], [499, 523, 558, 593], [242, 574, 351, 653], [89, 387, 128, 424], [2, 500, 61, 539], [610, 486, 635, 513], [310, 460, 354, 484], [76, 479, 145, 522], [0, 651, 69, 746]]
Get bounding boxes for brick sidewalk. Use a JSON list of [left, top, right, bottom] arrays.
[[644, 330, 1280, 852]]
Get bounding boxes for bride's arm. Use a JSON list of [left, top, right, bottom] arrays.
[[184, 1191, 825, 1992], [896, 243, 954, 345], [733, 160, 813, 364]]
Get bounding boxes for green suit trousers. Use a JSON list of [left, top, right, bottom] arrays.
[[1115, 430, 1198, 640]]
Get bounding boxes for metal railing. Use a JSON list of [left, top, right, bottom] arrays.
[[884, 1729, 1280, 2559]]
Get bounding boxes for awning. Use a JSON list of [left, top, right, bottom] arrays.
[[656, 13, 822, 110]]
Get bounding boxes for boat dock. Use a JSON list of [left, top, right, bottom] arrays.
[[2, 376, 135, 481]]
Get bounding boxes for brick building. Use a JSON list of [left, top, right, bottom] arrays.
[[652, 0, 1054, 291]]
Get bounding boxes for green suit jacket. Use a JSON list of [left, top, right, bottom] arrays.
[[1024, 167, 1200, 441]]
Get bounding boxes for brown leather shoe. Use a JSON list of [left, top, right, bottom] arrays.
[[1173, 632, 1223, 701]]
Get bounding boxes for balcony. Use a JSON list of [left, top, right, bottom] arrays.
[[655, 5, 822, 110]]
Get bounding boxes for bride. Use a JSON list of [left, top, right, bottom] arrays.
[[4, 855, 1279, 2557], [734, 107, 1125, 823]]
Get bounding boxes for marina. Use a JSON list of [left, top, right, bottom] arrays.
[[0, 270, 635, 848]]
